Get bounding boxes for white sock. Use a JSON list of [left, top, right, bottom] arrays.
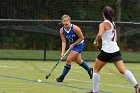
[[124, 70, 138, 87], [93, 73, 100, 92]]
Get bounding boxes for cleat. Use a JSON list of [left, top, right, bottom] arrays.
[[86, 90, 98, 93], [88, 68, 93, 79], [135, 84, 140, 93], [56, 76, 64, 82]]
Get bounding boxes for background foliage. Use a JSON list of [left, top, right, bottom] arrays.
[[0, 0, 140, 51]]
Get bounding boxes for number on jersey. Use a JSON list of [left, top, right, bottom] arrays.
[[112, 29, 117, 41]]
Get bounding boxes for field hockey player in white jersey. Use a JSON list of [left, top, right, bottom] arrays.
[[86, 6, 140, 93], [56, 14, 93, 82]]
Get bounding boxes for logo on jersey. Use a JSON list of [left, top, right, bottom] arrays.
[[66, 34, 76, 42]]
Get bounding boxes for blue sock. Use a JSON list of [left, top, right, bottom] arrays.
[[61, 64, 71, 78], [80, 60, 91, 72]]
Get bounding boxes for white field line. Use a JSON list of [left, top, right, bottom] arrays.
[[0, 65, 58, 71], [0, 87, 26, 90], [1, 83, 39, 85], [0, 65, 16, 68]]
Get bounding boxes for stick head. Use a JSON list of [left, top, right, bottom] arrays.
[[46, 76, 49, 79], [46, 74, 51, 79]]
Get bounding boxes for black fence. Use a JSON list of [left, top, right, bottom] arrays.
[[0, 19, 140, 62]]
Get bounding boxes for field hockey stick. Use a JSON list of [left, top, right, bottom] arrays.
[[46, 48, 70, 79]]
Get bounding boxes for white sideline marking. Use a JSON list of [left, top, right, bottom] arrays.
[[4, 83, 29, 84], [68, 78, 133, 89], [0, 65, 16, 68], [0, 88, 26, 89], [0, 65, 58, 72]]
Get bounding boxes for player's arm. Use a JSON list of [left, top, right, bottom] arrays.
[[93, 22, 105, 46], [70, 25, 84, 49], [59, 28, 66, 57]]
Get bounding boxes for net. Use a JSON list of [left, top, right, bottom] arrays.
[[0, 19, 140, 62], [0, 19, 61, 60], [0, 0, 140, 62], [0, 0, 140, 21]]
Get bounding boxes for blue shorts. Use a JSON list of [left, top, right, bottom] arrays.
[[71, 42, 85, 53]]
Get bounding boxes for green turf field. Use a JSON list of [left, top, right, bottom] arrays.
[[0, 60, 139, 93]]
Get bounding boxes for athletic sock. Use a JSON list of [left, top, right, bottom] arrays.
[[79, 60, 91, 72], [61, 64, 71, 78], [124, 70, 138, 87], [93, 73, 100, 92]]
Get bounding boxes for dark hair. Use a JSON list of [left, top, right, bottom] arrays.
[[102, 6, 115, 28], [102, 6, 114, 23]]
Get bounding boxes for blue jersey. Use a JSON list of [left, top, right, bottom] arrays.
[[62, 24, 79, 45], [62, 24, 85, 53]]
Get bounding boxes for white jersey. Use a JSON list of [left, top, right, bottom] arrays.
[[101, 20, 120, 53]]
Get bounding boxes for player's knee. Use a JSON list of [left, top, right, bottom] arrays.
[[66, 59, 72, 64]]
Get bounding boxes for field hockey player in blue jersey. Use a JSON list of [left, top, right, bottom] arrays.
[[56, 14, 93, 82]]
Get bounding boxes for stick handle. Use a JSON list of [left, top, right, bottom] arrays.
[[60, 48, 70, 60]]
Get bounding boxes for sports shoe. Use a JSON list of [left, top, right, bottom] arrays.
[[88, 68, 93, 79], [135, 84, 140, 93], [86, 90, 98, 93], [56, 76, 64, 82]]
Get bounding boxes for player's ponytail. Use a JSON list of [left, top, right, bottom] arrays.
[[108, 16, 116, 29]]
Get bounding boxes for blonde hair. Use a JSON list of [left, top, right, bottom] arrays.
[[59, 14, 71, 25], [61, 14, 71, 20]]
